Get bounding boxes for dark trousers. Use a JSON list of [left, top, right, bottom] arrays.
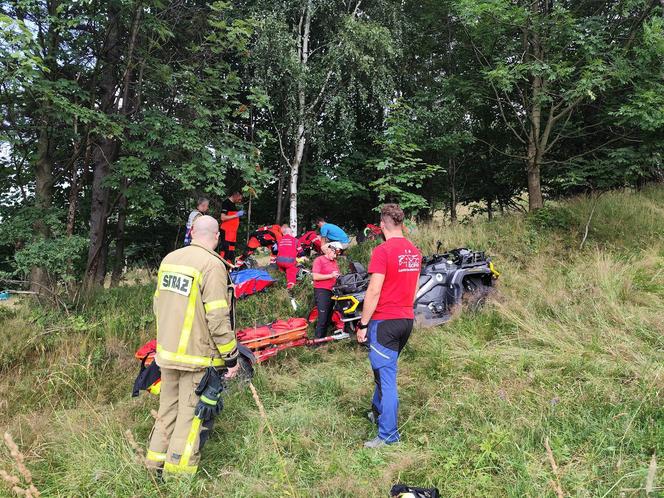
[[368, 318, 413, 443], [314, 288, 334, 339], [218, 229, 236, 262]]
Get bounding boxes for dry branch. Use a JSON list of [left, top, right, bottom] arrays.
[[544, 437, 565, 498]]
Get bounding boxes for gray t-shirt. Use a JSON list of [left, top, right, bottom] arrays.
[[186, 210, 202, 230]]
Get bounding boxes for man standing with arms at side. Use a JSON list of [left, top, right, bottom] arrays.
[[147, 215, 239, 475], [356, 204, 421, 448], [219, 191, 244, 264]]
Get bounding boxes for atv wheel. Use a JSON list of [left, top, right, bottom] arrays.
[[344, 321, 357, 335], [462, 278, 493, 313]]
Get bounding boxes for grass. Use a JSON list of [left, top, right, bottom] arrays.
[[1, 186, 663, 497]]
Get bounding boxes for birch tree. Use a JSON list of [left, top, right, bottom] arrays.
[[251, 0, 395, 233]]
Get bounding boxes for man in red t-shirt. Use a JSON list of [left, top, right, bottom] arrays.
[[357, 204, 421, 448]]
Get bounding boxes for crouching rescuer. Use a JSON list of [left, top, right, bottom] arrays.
[[147, 215, 239, 475]]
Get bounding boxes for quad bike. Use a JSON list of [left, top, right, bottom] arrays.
[[414, 242, 500, 326], [331, 262, 370, 334], [331, 244, 500, 331]]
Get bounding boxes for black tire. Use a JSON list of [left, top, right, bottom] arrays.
[[462, 278, 492, 313], [344, 321, 357, 335]]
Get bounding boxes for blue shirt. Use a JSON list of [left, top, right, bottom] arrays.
[[320, 222, 349, 244]]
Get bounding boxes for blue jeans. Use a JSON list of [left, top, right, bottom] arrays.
[[367, 319, 413, 443]]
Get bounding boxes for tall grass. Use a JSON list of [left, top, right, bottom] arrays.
[[1, 187, 663, 497]]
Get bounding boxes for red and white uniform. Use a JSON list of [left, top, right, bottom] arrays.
[[276, 234, 300, 289]]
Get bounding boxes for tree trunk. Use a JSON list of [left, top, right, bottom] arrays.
[[275, 166, 286, 225], [30, 126, 54, 293], [65, 165, 80, 237], [84, 0, 122, 290], [289, 130, 305, 233], [487, 197, 493, 221], [29, 0, 59, 294], [111, 182, 128, 286], [526, 66, 544, 210], [289, 0, 311, 235], [448, 158, 458, 223], [526, 156, 544, 210], [65, 134, 88, 236], [110, 4, 142, 287]]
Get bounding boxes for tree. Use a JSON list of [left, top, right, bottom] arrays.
[[368, 101, 440, 214], [456, 0, 659, 210], [249, 0, 396, 232]]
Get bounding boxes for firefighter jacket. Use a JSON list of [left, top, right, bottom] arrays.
[[154, 242, 238, 371]]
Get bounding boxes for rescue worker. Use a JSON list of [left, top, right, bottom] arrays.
[[235, 224, 283, 267], [219, 191, 244, 263], [356, 204, 421, 448], [183, 197, 209, 246], [276, 225, 300, 291], [311, 242, 342, 339], [147, 215, 239, 475], [316, 217, 350, 249]]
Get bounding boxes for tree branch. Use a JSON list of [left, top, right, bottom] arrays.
[[267, 107, 292, 168]]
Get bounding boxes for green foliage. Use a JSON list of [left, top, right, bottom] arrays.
[[526, 205, 577, 232], [1, 0, 663, 287], [12, 236, 89, 282], [368, 101, 441, 214], [0, 205, 88, 282]]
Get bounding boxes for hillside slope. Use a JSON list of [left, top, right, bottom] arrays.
[[1, 187, 663, 497]]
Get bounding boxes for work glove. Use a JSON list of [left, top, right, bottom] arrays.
[[236, 210, 245, 218], [194, 367, 224, 421]]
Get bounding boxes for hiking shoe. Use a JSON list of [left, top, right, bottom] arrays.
[[363, 437, 389, 449], [367, 411, 377, 425]]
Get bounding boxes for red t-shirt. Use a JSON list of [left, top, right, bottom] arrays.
[[368, 237, 421, 320], [277, 234, 299, 260], [312, 255, 339, 290]]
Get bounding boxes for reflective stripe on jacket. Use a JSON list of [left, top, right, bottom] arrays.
[[154, 243, 237, 371]]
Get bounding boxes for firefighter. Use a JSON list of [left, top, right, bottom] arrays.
[[147, 215, 239, 475], [219, 191, 244, 264]]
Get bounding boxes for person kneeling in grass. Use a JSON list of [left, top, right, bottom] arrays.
[[356, 204, 421, 448]]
